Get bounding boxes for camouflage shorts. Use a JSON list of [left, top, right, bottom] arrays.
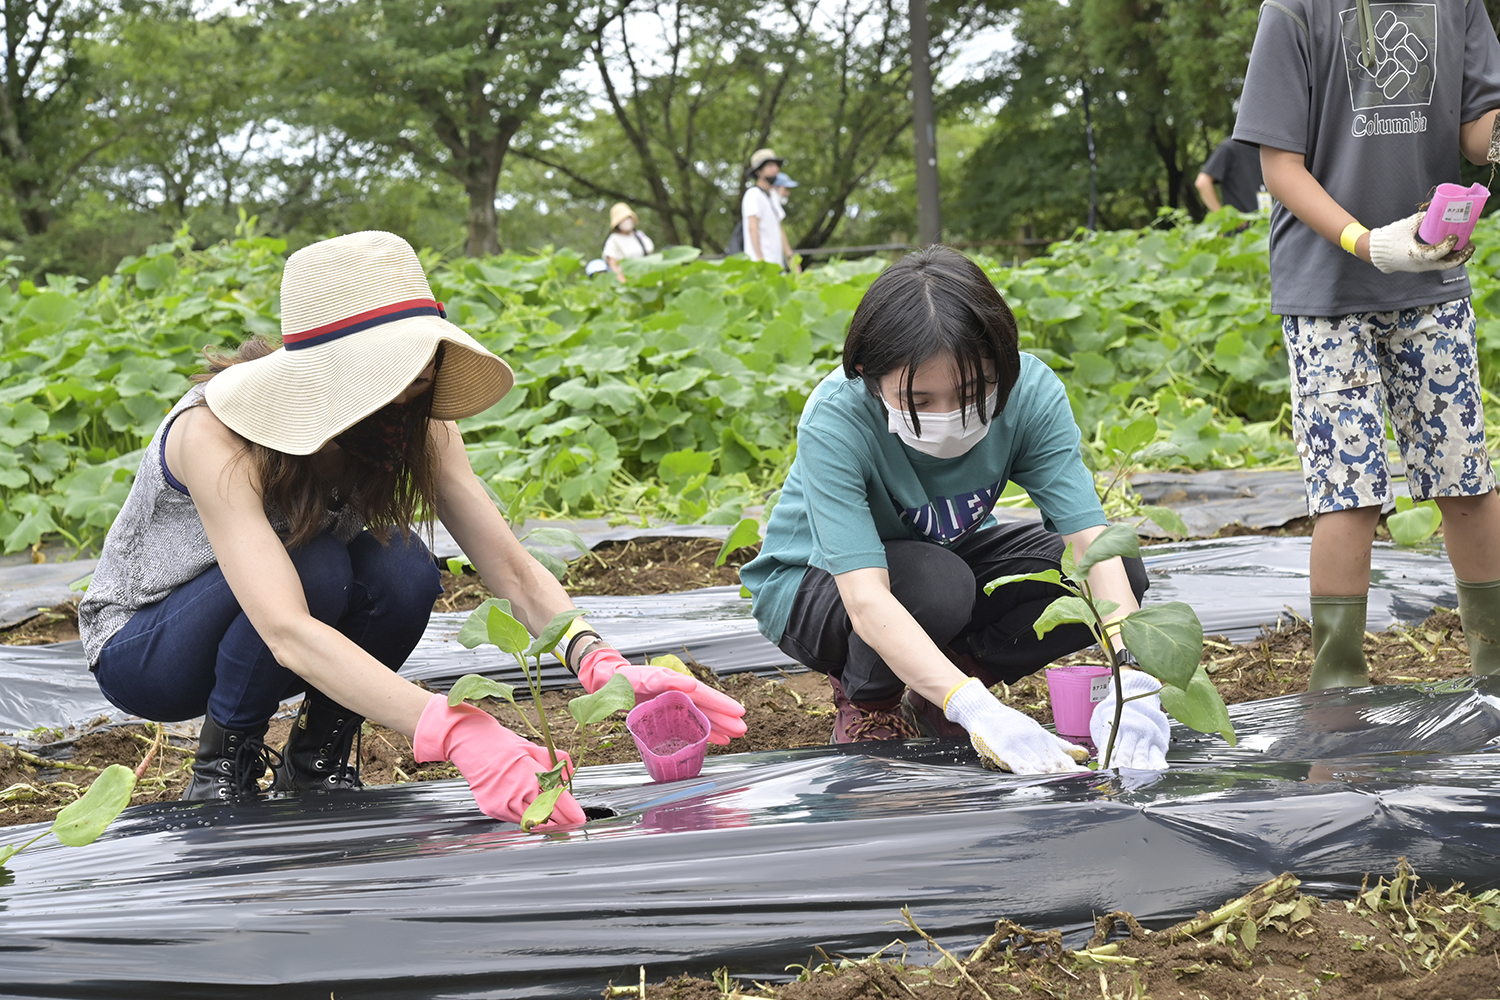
[[1283, 298, 1495, 515]]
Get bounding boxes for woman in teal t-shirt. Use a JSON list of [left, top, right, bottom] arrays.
[[741, 247, 1169, 773]]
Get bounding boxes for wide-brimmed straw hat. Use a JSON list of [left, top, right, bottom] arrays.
[[746, 148, 784, 177], [609, 202, 638, 230], [205, 231, 514, 455]]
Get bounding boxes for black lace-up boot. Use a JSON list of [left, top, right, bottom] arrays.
[[271, 692, 364, 792], [182, 716, 277, 802]]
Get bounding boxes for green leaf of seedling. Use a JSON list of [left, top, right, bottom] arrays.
[[982, 568, 1063, 597], [1387, 502, 1442, 546], [0, 843, 19, 865], [446, 673, 518, 708], [650, 653, 693, 675], [1033, 596, 1117, 639], [568, 671, 636, 726], [1113, 415, 1157, 459], [69, 572, 93, 593], [1119, 602, 1203, 689], [526, 545, 569, 582], [1074, 524, 1141, 577], [536, 760, 568, 792], [1138, 504, 1189, 538], [446, 556, 471, 576], [520, 786, 564, 832], [1060, 541, 1079, 582], [715, 517, 763, 566], [1158, 665, 1237, 746], [486, 605, 532, 656], [740, 584, 752, 599], [519, 526, 591, 556], [457, 598, 513, 649], [527, 608, 588, 659], [52, 764, 135, 847]]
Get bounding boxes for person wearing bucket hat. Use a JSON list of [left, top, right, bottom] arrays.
[[742, 148, 799, 273], [77, 230, 746, 826], [602, 202, 654, 283], [740, 246, 1169, 773]]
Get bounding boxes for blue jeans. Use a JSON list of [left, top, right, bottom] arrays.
[[95, 531, 442, 730]]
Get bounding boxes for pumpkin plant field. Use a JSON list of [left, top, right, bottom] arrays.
[[9, 209, 1472, 555]]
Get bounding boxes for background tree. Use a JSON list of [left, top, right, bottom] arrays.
[[0, 0, 121, 236], [273, 0, 619, 257]]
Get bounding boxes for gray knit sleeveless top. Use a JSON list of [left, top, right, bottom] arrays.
[[78, 385, 366, 666]]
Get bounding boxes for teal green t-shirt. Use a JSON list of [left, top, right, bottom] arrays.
[[741, 353, 1105, 644]]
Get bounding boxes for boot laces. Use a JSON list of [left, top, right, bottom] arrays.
[[846, 707, 916, 742], [226, 735, 281, 797]]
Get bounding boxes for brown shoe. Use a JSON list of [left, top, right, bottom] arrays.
[[901, 687, 968, 739], [829, 674, 917, 743]]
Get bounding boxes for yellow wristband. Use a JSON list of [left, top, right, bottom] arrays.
[[563, 616, 593, 642], [1339, 222, 1368, 255]]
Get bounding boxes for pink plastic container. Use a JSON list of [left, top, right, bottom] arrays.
[[627, 690, 710, 783], [1045, 665, 1113, 741], [1418, 182, 1489, 250]]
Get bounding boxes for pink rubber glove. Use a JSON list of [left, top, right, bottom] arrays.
[[412, 694, 586, 827], [578, 647, 747, 745]]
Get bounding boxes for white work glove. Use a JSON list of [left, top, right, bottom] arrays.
[[1090, 670, 1171, 770], [943, 678, 1088, 774], [1367, 212, 1474, 273]]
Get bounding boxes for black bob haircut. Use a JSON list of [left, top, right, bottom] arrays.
[[842, 245, 1021, 437]]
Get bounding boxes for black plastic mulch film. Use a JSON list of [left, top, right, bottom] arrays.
[[0, 533, 1491, 998], [0, 682, 1498, 998]]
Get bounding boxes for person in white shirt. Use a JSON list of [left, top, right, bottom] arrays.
[[741, 149, 799, 273], [602, 203, 654, 284]]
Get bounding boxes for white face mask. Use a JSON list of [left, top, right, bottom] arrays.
[[777, 192, 790, 206], [618, 219, 635, 233], [881, 388, 998, 459]]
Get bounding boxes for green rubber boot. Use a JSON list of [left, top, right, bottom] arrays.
[[1308, 595, 1369, 691], [1455, 577, 1500, 676]]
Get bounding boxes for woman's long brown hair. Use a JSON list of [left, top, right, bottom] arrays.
[[191, 337, 439, 548]]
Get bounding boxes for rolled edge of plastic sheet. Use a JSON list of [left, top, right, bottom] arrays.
[[2, 680, 1500, 998]]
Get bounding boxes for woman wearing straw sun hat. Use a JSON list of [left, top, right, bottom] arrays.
[[603, 202, 654, 283], [77, 231, 746, 826]]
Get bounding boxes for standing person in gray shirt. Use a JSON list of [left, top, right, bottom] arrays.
[[1194, 136, 1267, 213], [1235, 0, 1500, 690]]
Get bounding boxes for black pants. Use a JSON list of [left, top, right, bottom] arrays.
[[776, 520, 1150, 701]]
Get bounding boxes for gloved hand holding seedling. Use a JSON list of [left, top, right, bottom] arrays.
[[984, 523, 1236, 769], [438, 600, 636, 831]]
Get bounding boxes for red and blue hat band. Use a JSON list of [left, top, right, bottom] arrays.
[[282, 298, 447, 351]]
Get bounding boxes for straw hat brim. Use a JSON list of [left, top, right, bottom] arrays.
[[204, 314, 514, 455]]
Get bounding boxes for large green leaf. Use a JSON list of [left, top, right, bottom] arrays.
[[1119, 602, 1203, 689], [457, 598, 514, 649], [486, 604, 533, 656], [528, 608, 588, 659], [1138, 504, 1189, 538], [568, 671, 636, 726], [715, 517, 763, 566], [520, 526, 590, 555], [1032, 595, 1116, 639], [447, 673, 518, 708], [1387, 503, 1442, 546], [52, 764, 136, 847], [1157, 666, 1237, 745], [1074, 523, 1141, 577], [982, 568, 1063, 596]]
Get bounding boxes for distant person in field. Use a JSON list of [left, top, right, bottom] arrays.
[[78, 231, 745, 824], [1237, 0, 1500, 690], [742, 246, 1168, 773], [602, 202, 654, 283], [1194, 135, 1266, 214], [742, 148, 799, 273], [773, 170, 799, 209]]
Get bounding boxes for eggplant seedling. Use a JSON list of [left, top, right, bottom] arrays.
[[984, 523, 1236, 768], [451, 599, 635, 831], [0, 763, 136, 868]]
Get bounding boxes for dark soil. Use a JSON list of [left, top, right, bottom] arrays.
[[0, 601, 79, 645], [645, 867, 1500, 999]]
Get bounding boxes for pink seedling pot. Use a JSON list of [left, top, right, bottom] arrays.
[[1045, 665, 1114, 741], [627, 690, 711, 783], [1418, 182, 1489, 250]]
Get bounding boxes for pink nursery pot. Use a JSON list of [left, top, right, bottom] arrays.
[[1045, 665, 1113, 744], [627, 690, 711, 783], [1418, 182, 1489, 251]]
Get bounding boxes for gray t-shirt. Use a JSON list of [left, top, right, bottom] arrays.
[[1202, 138, 1265, 212], [1234, 0, 1500, 316]]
